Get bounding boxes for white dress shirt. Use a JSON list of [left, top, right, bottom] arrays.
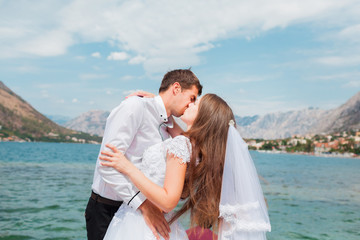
[[91, 95, 173, 209]]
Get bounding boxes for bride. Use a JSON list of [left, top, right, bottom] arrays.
[[100, 94, 271, 240]]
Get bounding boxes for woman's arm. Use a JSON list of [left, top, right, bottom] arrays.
[[100, 144, 187, 213]]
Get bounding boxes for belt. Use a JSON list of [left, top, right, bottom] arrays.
[[91, 191, 123, 207]]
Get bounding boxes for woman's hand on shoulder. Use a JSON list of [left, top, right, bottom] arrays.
[[126, 90, 155, 98], [99, 144, 134, 175]]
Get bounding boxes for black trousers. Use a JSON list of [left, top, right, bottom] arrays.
[[85, 197, 122, 240]]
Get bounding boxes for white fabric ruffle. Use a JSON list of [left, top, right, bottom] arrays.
[[220, 202, 271, 234], [165, 135, 192, 164]]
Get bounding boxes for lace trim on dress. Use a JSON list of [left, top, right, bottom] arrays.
[[165, 135, 192, 164], [219, 201, 271, 234], [221, 220, 271, 236], [219, 201, 260, 214]]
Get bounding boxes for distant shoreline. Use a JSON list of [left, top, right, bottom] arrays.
[[0, 140, 100, 145], [2, 140, 358, 159], [256, 149, 360, 159]]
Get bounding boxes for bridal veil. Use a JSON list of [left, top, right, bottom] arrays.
[[218, 124, 271, 240]]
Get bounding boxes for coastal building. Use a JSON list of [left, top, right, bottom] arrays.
[[328, 140, 339, 150], [48, 132, 59, 137], [304, 134, 314, 140], [314, 142, 331, 154], [247, 140, 264, 150], [288, 138, 307, 145], [352, 135, 360, 142]]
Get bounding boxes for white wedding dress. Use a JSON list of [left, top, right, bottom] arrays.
[[104, 135, 192, 240]]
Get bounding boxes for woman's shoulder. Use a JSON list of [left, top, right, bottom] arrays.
[[165, 135, 192, 163], [168, 135, 191, 147], [172, 135, 190, 141]]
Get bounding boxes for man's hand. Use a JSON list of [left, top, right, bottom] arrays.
[[139, 200, 170, 240]]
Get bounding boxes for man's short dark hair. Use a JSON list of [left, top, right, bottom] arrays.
[[159, 69, 202, 96]]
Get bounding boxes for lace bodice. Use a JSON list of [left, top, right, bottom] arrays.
[[139, 135, 191, 186]]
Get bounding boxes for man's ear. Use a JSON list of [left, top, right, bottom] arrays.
[[172, 82, 181, 95]]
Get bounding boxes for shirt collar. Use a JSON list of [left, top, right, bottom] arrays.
[[154, 95, 173, 128]]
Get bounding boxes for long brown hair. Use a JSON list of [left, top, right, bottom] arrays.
[[170, 94, 235, 231]]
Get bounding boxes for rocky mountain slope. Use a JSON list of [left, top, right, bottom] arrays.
[[309, 91, 360, 134], [237, 108, 326, 139], [0, 81, 101, 142], [238, 91, 359, 139], [64, 110, 109, 137]]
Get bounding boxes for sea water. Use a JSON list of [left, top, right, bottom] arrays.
[[0, 142, 359, 240]]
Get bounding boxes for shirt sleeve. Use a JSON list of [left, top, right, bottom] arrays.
[[165, 135, 192, 164], [97, 96, 146, 209]]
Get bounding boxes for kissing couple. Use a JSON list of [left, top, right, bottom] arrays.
[[85, 69, 271, 240]]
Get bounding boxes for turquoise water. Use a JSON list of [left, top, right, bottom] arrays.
[[0, 142, 359, 240]]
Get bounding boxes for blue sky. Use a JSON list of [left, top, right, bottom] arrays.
[[1, 0, 359, 118]]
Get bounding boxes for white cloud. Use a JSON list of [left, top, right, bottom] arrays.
[[17, 30, 73, 57], [129, 55, 146, 65], [311, 72, 360, 81], [122, 89, 143, 96], [72, 98, 78, 103], [15, 65, 39, 73], [1, 0, 360, 72], [107, 52, 129, 61], [121, 75, 135, 81], [315, 56, 360, 66], [91, 52, 101, 58], [338, 23, 360, 44], [343, 80, 360, 88]]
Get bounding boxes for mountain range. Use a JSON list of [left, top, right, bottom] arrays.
[[0, 81, 101, 143], [3, 78, 356, 141], [63, 110, 110, 137], [236, 107, 327, 139], [62, 91, 360, 139], [237, 91, 359, 139]]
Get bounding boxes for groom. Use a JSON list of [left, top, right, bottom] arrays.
[[85, 69, 202, 240]]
